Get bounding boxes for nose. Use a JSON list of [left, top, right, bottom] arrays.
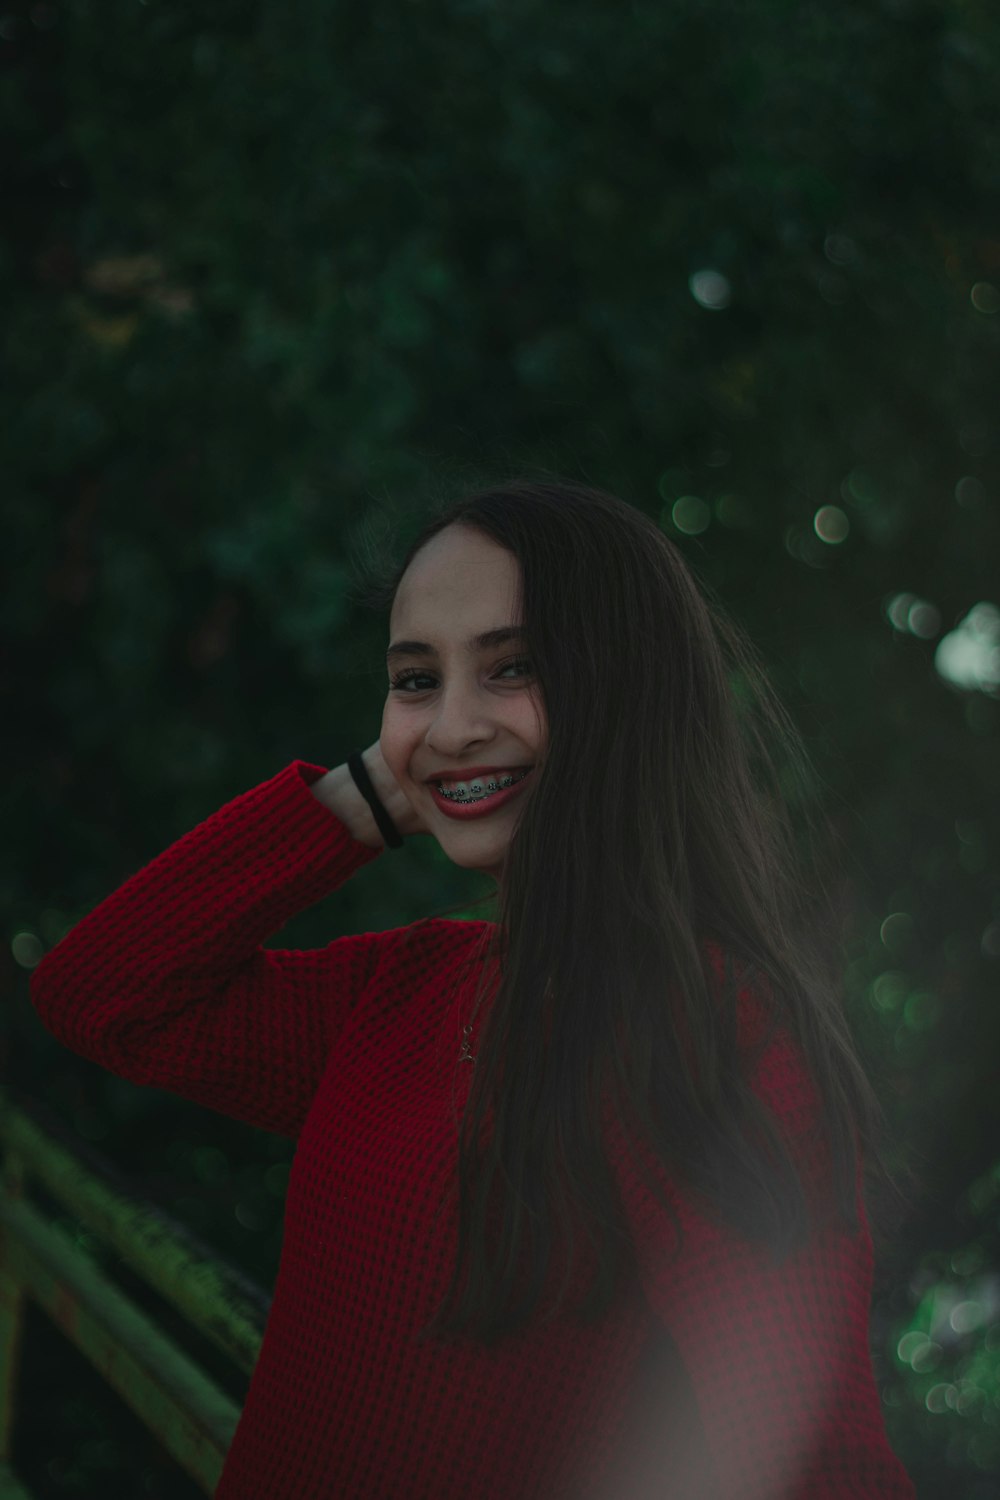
[[423, 681, 500, 755]]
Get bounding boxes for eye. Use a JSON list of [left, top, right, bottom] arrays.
[[497, 656, 533, 679], [389, 657, 534, 692], [388, 669, 434, 692]]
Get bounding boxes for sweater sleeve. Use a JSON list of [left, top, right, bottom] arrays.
[[610, 1007, 915, 1499], [29, 760, 388, 1139]]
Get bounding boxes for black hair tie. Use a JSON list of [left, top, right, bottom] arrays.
[[346, 752, 404, 849]]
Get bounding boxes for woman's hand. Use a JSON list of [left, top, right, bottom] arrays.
[[309, 742, 433, 847], [358, 738, 434, 839]]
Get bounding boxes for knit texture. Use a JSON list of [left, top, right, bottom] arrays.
[[30, 761, 915, 1499]]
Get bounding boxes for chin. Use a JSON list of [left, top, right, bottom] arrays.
[[435, 840, 505, 880]]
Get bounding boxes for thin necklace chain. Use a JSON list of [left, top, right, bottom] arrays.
[[459, 991, 484, 1064], [459, 978, 552, 1065]]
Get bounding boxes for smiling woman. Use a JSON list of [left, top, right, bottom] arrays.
[[378, 524, 548, 879], [30, 473, 916, 1500]]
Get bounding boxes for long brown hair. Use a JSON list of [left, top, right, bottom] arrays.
[[354, 467, 907, 1347]]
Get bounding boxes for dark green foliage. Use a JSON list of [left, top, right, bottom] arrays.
[[3, 0, 999, 1491]]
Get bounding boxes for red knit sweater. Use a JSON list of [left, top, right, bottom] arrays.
[[30, 761, 914, 1499]]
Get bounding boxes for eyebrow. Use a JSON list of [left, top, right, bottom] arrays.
[[386, 626, 527, 664]]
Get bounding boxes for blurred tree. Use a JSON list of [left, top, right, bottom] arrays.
[[2, 0, 999, 1492]]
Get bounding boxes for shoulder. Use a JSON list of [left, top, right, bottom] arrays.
[[369, 915, 496, 977], [386, 914, 495, 949]]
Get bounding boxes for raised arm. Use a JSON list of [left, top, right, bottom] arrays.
[[30, 759, 395, 1138]]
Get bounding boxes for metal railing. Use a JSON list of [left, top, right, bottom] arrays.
[[0, 1086, 270, 1496]]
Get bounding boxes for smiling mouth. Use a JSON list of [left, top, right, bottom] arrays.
[[434, 768, 532, 803]]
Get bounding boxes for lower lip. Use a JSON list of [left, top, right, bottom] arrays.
[[428, 769, 535, 821]]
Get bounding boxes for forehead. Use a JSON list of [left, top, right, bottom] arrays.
[[390, 525, 522, 629]]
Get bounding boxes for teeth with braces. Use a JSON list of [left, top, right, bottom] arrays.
[[437, 770, 528, 801]]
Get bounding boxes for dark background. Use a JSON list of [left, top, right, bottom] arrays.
[[3, 0, 999, 1494]]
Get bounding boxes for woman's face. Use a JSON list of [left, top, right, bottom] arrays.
[[381, 523, 547, 880]]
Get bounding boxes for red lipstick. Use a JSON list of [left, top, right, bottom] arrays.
[[428, 768, 535, 821]]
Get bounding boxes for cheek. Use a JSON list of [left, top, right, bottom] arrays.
[[378, 706, 398, 759], [379, 707, 413, 770]]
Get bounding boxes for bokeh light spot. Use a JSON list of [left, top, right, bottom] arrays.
[[842, 469, 879, 507], [898, 1331, 930, 1365], [886, 592, 916, 631], [12, 932, 44, 968], [813, 505, 849, 543], [672, 495, 711, 534], [783, 525, 832, 569], [880, 912, 914, 952], [981, 920, 1000, 958], [955, 476, 986, 508], [689, 270, 731, 310], [957, 1384, 985, 1415], [908, 600, 941, 638], [870, 971, 907, 1011], [935, 602, 1000, 695], [911, 1339, 943, 1373], [950, 1300, 985, 1335], [971, 282, 1000, 314], [884, 591, 940, 637]]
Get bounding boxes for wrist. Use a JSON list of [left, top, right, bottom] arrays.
[[309, 764, 385, 849], [346, 751, 404, 849]]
